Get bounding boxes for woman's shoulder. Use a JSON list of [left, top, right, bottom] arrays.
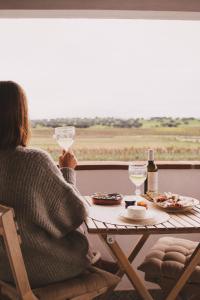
[[16, 145, 50, 158], [16, 146, 55, 167]]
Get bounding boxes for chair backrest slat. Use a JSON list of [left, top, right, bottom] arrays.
[[0, 205, 38, 300]]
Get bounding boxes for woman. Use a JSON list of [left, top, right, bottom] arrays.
[[0, 81, 97, 288]]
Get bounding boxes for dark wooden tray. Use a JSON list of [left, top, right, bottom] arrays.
[[91, 193, 123, 205]]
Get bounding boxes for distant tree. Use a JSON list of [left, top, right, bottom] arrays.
[[31, 116, 198, 129]]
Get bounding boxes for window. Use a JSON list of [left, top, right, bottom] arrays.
[[1, 18, 200, 161]]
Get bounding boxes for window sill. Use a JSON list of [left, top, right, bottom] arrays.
[[76, 161, 200, 170]]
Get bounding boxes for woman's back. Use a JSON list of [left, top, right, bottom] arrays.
[[0, 146, 90, 288]]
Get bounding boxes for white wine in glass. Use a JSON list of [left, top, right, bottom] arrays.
[[128, 163, 147, 197], [54, 126, 75, 151]]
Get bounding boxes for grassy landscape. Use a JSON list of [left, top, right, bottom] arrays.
[[30, 121, 200, 161]]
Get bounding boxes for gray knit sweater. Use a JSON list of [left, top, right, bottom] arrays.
[[0, 146, 90, 288]]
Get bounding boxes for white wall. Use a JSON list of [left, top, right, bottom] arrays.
[[77, 168, 200, 290]]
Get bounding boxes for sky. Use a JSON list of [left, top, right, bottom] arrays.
[[0, 18, 200, 119]]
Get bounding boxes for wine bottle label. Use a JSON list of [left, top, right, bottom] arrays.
[[148, 172, 158, 192]]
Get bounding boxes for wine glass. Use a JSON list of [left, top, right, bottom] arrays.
[[53, 126, 75, 151], [128, 163, 147, 197]]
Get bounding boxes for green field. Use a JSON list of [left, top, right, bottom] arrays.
[[30, 125, 200, 161]]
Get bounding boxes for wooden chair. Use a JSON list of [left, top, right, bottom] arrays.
[[0, 205, 120, 300]]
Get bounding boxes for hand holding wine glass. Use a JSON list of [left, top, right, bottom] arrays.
[[59, 150, 77, 169], [54, 126, 75, 151], [128, 163, 147, 198], [54, 126, 77, 169]]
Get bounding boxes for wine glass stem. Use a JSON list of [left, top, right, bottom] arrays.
[[135, 187, 141, 195]]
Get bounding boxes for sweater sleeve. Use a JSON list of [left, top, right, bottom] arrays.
[[30, 150, 87, 238], [60, 167, 76, 185]]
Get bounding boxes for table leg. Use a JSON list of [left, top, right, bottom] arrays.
[[101, 234, 154, 300], [117, 233, 149, 277], [165, 243, 200, 300], [128, 233, 150, 262]]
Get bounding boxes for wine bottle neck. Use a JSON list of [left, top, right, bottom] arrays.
[[148, 149, 154, 161]]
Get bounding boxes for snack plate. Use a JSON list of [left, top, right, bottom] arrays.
[[153, 194, 199, 212], [119, 210, 156, 221], [91, 193, 123, 205]]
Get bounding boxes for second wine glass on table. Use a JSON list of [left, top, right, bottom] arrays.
[[128, 163, 147, 201], [54, 126, 75, 151]]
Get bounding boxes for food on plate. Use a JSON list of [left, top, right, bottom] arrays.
[[154, 192, 196, 209], [155, 195, 168, 203], [137, 201, 148, 209], [91, 193, 122, 205]]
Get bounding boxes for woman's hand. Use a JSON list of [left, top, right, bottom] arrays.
[[59, 150, 78, 169]]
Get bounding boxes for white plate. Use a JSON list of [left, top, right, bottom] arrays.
[[119, 210, 156, 221], [154, 195, 199, 212]]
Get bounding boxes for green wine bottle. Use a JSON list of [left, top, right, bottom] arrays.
[[144, 149, 158, 193]]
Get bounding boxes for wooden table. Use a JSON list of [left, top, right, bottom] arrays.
[[84, 196, 200, 300]]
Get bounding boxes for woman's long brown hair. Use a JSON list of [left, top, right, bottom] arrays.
[[0, 81, 30, 149]]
